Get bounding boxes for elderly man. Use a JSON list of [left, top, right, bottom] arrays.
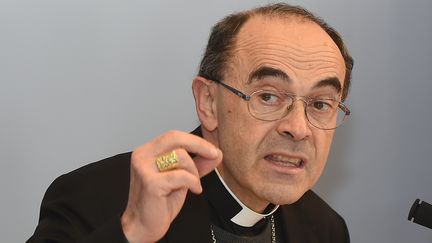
[[28, 3, 353, 243]]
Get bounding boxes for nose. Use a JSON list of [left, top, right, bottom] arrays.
[[276, 100, 312, 141]]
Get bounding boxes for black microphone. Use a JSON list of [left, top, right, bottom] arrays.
[[408, 199, 432, 229]]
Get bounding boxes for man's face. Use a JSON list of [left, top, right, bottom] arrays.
[[214, 16, 346, 211]]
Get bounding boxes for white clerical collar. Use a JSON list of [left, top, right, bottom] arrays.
[[214, 168, 279, 227]]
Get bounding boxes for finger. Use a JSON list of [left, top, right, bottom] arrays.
[[194, 149, 223, 177], [140, 131, 219, 160], [173, 149, 200, 177], [152, 149, 200, 177], [157, 169, 202, 194]]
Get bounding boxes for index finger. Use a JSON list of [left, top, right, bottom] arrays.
[[139, 130, 219, 160]]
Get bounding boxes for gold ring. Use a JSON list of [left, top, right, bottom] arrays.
[[155, 150, 179, 172]]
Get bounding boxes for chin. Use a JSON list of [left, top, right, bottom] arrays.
[[258, 184, 308, 206], [270, 193, 304, 205]]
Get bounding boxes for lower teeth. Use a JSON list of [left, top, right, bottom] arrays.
[[266, 156, 300, 167]]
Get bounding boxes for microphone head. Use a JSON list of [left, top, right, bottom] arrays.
[[408, 199, 420, 221], [408, 198, 432, 230]]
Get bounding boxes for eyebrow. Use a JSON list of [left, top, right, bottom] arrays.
[[312, 77, 342, 93], [247, 66, 290, 83], [247, 66, 342, 93]]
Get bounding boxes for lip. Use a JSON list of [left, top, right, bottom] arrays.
[[263, 152, 308, 174]]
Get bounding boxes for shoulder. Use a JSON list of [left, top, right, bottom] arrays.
[[296, 190, 345, 222], [279, 190, 350, 242], [53, 152, 131, 187], [63, 152, 132, 179], [28, 153, 133, 242], [43, 152, 132, 216]]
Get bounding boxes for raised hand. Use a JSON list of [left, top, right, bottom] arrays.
[[120, 131, 222, 243]]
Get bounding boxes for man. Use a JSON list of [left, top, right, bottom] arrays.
[[28, 3, 353, 243]]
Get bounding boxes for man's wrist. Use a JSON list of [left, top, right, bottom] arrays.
[[121, 212, 148, 243]]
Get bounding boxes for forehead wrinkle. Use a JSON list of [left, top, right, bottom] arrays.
[[233, 41, 344, 74], [234, 44, 341, 64], [306, 61, 344, 74], [310, 67, 342, 81], [245, 45, 342, 64], [241, 45, 342, 64], [311, 66, 342, 75], [234, 35, 341, 55], [230, 26, 346, 85], [245, 50, 343, 74]]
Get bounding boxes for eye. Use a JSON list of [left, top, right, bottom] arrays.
[[256, 91, 282, 105], [310, 100, 334, 112]]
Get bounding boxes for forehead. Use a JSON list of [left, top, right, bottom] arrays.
[[230, 15, 346, 86]]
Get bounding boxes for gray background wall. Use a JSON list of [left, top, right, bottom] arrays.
[[1, 0, 431, 242]]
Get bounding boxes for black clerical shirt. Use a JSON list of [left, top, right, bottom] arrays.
[[202, 170, 279, 237]]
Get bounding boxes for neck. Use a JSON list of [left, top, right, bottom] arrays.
[[216, 165, 269, 212], [214, 168, 279, 227]]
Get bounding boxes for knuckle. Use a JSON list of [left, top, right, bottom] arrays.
[[132, 142, 152, 160], [130, 151, 141, 165], [175, 148, 187, 158], [152, 130, 179, 146], [165, 130, 181, 138], [130, 150, 152, 173]]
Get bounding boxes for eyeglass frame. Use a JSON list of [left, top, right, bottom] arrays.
[[211, 79, 351, 130]]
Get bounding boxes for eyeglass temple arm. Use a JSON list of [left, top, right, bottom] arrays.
[[338, 103, 351, 116], [213, 80, 251, 101]]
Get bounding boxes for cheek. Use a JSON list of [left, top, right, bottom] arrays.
[[222, 104, 271, 141], [217, 100, 247, 148], [219, 111, 253, 150], [217, 100, 269, 158], [312, 130, 334, 170], [217, 96, 248, 132]]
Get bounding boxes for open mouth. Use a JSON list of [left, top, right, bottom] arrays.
[[264, 154, 305, 168]]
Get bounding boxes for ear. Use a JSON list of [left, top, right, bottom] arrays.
[[192, 76, 218, 131]]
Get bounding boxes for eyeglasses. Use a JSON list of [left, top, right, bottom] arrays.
[[213, 80, 350, 130]]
